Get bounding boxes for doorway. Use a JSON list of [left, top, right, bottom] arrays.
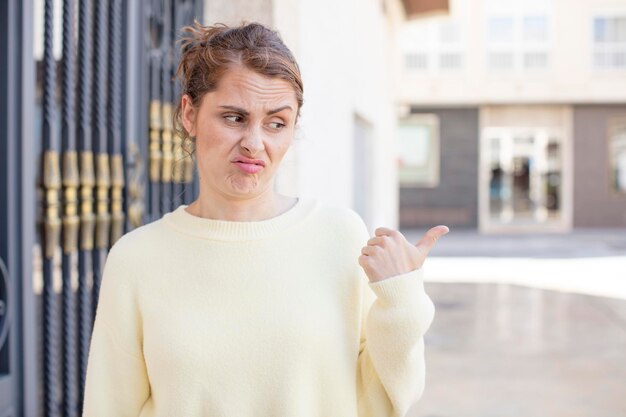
[[480, 127, 570, 232]]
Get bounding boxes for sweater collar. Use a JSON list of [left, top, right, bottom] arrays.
[[162, 197, 317, 241]]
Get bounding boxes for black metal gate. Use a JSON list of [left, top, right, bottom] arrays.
[[0, 0, 202, 415]]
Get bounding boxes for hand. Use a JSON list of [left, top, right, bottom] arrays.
[[358, 225, 450, 283]]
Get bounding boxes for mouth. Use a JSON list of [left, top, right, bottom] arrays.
[[233, 158, 265, 174], [232, 156, 266, 167]]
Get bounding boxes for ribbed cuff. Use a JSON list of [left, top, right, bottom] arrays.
[[367, 266, 426, 305]]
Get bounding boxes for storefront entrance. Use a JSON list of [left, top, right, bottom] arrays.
[[479, 107, 573, 233]]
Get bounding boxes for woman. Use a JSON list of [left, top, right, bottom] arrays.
[[82, 21, 449, 417]]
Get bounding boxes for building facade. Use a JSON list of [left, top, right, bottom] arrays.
[[397, 0, 626, 233]]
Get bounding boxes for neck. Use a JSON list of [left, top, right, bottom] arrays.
[[185, 190, 296, 222]]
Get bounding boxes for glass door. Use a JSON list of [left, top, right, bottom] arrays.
[[483, 127, 564, 230]]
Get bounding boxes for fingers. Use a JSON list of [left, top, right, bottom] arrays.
[[374, 227, 399, 238], [415, 225, 450, 254], [366, 236, 388, 247], [361, 245, 381, 256]]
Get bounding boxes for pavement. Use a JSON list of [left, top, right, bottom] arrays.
[[401, 227, 626, 259], [398, 227, 626, 417], [410, 282, 626, 417], [401, 227, 626, 300]]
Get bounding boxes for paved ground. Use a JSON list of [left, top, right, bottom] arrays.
[[411, 282, 626, 417], [402, 227, 626, 299], [402, 227, 626, 259], [398, 228, 626, 417]]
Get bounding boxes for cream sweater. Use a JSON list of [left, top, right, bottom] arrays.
[[82, 197, 435, 417]]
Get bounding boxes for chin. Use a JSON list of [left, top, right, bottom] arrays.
[[227, 178, 261, 194]]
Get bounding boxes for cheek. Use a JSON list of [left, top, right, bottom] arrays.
[[195, 123, 236, 154], [270, 137, 293, 159]]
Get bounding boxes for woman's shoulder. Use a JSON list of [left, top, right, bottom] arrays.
[[106, 214, 172, 259], [307, 199, 370, 240]]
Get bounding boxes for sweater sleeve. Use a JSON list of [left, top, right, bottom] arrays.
[[354, 232, 436, 417], [82, 243, 151, 417]]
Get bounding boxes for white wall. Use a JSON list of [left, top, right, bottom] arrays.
[[272, 0, 403, 231]]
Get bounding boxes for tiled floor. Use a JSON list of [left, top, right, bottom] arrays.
[[410, 282, 626, 417]]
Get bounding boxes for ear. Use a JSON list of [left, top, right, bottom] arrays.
[[181, 94, 197, 136]]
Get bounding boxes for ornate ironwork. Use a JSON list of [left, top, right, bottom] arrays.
[[110, 154, 125, 244], [94, 153, 111, 250], [149, 99, 162, 183], [43, 151, 62, 259]]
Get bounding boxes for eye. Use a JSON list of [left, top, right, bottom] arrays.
[[268, 121, 286, 130], [224, 114, 244, 123]]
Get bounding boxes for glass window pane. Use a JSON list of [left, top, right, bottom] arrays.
[[488, 17, 514, 42], [594, 18, 606, 43], [488, 52, 514, 69], [610, 120, 626, 193], [523, 16, 548, 42], [398, 124, 430, 167], [397, 116, 439, 187]]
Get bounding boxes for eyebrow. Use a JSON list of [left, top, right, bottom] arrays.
[[218, 105, 293, 116]]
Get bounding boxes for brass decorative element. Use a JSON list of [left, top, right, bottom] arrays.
[[149, 100, 162, 182], [79, 151, 95, 251], [183, 139, 195, 183], [110, 154, 125, 244], [94, 153, 111, 249], [127, 142, 145, 229], [62, 150, 80, 254], [161, 103, 173, 183], [43, 150, 62, 259], [172, 130, 185, 183]]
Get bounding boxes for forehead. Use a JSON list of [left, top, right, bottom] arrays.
[[206, 65, 297, 108]]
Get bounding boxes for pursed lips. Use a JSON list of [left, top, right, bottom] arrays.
[[232, 157, 265, 174]]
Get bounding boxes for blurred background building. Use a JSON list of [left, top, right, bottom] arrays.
[[397, 0, 626, 233]]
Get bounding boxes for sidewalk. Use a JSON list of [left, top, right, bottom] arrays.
[[401, 227, 626, 300], [402, 227, 626, 258], [400, 228, 626, 417], [411, 281, 626, 417]]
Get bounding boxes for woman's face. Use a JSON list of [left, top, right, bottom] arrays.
[[181, 65, 298, 200]]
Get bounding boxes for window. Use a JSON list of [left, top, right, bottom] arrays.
[[594, 16, 626, 42], [405, 53, 428, 70], [489, 52, 514, 69], [488, 17, 514, 43], [609, 118, 626, 194], [397, 115, 440, 187], [523, 52, 548, 69], [486, 14, 550, 71], [593, 16, 626, 69], [439, 53, 463, 70], [402, 19, 464, 73], [523, 16, 548, 42]]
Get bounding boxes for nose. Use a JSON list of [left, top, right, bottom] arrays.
[[239, 124, 265, 156]]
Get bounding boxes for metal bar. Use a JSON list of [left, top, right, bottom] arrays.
[[92, 0, 110, 317], [18, 0, 40, 413], [149, 54, 162, 220], [2, 0, 36, 415], [160, 0, 173, 214], [148, 0, 164, 220], [124, 0, 147, 230], [171, 0, 184, 207], [60, 0, 79, 415], [41, 0, 62, 416], [108, 0, 125, 245], [76, 0, 94, 407]]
